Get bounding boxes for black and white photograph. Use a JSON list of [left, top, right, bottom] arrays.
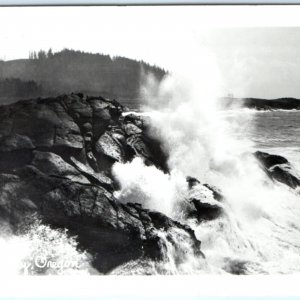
[[0, 5, 300, 276]]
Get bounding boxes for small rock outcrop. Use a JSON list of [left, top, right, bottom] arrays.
[[185, 176, 224, 221], [254, 151, 300, 189], [0, 94, 201, 273]]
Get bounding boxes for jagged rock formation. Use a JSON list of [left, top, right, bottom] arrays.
[[254, 151, 300, 189], [0, 93, 201, 273], [185, 176, 224, 221]]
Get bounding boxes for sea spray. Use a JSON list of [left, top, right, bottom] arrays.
[[140, 52, 254, 181], [110, 226, 207, 275], [0, 220, 96, 275], [113, 45, 300, 274], [113, 157, 187, 217]]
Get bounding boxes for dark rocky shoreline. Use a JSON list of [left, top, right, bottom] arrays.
[[0, 93, 202, 273], [223, 97, 300, 111], [0, 93, 299, 274]]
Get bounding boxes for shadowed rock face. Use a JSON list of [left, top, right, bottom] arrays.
[[254, 151, 300, 189], [0, 93, 201, 273], [185, 176, 224, 222]]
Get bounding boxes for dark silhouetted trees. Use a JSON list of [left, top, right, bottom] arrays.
[[1, 48, 166, 103]]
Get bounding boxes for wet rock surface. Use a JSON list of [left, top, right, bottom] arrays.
[[0, 94, 200, 273], [254, 151, 300, 189], [185, 176, 224, 221]]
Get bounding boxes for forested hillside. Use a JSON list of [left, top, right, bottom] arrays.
[[0, 49, 166, 105]]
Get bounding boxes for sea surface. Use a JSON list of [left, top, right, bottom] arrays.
[[221, 109, 300, 170], [250, 110, 300, 170], [196, 108, 300, 274], [124, 100, 300, 170]]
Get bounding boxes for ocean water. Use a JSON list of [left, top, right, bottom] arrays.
[[191, 109, 300, 274], [117, 61, 300, 275], [132, 107, 300, 275], [250, 110, 300, 170]]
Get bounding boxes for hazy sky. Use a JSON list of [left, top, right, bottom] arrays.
[[1, 6, 300, 98]]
